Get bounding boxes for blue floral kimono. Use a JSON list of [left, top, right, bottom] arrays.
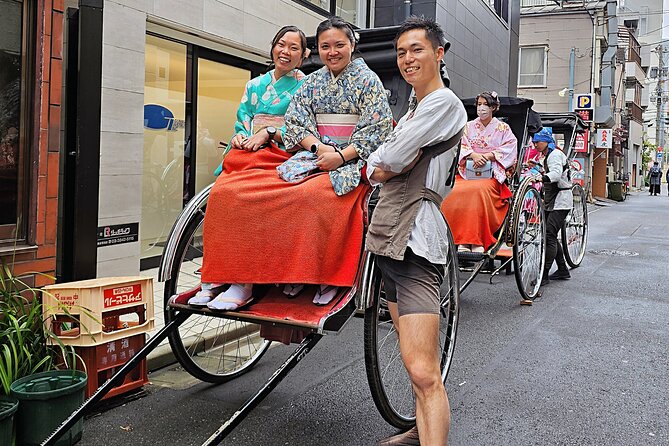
[[283, 58, 393, 195], [214, 69, 305, 175]]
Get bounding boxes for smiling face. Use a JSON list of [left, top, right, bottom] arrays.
[[396, 29, 444, 88], [318, 28, 354, 77], [272, 31, 304, 74]]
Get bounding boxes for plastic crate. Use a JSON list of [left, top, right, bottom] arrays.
[[43, 276, 155, 347], [74, 333, 149, 400]]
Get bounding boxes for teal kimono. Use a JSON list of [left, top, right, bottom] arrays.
[[214, 69, 305, 175]]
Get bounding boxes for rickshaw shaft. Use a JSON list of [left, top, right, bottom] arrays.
[[202, 333, 323, 446], [41, 311, 190, 446]]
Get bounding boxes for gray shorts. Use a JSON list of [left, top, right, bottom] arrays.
[[376, 248, 445, 317]]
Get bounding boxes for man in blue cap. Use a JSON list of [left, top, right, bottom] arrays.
[[532, 128, 573, 285]]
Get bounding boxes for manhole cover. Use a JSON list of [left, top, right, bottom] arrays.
[[588, 249, 639, 257]]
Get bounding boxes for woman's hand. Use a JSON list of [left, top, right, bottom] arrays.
[[470, 152, 487, 168], [315, 144, 336, 157], [230, 134, 247, 150], [242, 131, 270, 151], [316, 151, 344, 171]]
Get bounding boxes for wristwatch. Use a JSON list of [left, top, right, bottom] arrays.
[[310, 143, 320, 154], [266, 126, 277, 141]]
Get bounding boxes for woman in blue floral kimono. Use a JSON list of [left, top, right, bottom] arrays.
[[198, 17, 393, 310]]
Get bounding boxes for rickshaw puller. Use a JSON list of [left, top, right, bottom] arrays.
[[366, 16, 467, 446], [532, 128, 573, 286]]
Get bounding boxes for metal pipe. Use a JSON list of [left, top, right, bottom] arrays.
[[404, 0, 411, 19], [568, 47, 576, 112]]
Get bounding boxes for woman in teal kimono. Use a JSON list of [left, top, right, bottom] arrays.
[[212, 25, 308, 175], [190, 25, 309, 306]]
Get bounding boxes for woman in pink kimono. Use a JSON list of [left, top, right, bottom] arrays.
[[441, 91, 517, 253]]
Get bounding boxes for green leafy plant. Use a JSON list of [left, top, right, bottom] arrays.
[[0, 262, 85, 396]]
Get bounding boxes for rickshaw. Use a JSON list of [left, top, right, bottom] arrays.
[[539, 112, 589, 268], [44, 26, 458, 445], [454, 97, 546, 302]]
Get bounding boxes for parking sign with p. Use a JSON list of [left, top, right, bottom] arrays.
[[575, 94, 593, 110]]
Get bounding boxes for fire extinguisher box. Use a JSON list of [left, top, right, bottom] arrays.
[[43, 276, 155, 347], [74, 333, 149, 400]]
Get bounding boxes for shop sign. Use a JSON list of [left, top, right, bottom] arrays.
[[144, 104, 185, 131], [571, 158, 586, 186], [97, 223, 139, 247], [575, 94, 594, 109], [596, 129, 612, 149], [574, 130, 589, 153], [574, 93, 594, 123]]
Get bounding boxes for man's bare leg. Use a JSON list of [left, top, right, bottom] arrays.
[[394, 312, 449, 445]]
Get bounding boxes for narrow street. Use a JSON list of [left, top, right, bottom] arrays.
[[79, 192, 669, 446]]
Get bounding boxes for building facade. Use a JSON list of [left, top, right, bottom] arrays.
[[0, 0, 64, 287], [517, 0, 630, 200]]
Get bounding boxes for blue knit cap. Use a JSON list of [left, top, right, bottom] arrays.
[[532, 127, 556, 154]]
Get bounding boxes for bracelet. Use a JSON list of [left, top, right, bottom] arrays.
[[336, 149, 346, 165]]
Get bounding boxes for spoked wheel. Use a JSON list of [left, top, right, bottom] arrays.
[[163, 188, 270, 383], [510, 180, 546, 300], [363, 227, 460, 429], [562, 183, 588, 268]]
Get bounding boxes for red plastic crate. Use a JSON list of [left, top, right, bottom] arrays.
[[74, 333, 149, 400]]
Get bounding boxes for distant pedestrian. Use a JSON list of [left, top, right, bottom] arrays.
[[649, 161, 662, 196], [666, 168, 669, 196]]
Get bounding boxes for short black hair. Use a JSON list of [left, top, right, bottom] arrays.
[[393, 15, 446, 51]]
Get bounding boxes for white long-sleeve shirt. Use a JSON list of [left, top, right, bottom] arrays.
[[543, 148, 573, 211], [366, 88, 467, 264]]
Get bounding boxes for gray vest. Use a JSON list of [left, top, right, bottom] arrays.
[[366, 128, 463, 260]]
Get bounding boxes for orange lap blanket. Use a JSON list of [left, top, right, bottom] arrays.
[[441, 175, 511, 249], [200, 146, 368, 287]]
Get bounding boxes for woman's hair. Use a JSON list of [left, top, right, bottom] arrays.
[[270, 25, 308, 62], [476, 91, 500, 111], [316, 16, 359, 48]]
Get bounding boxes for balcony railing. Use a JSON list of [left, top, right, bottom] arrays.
[[626, 102, 643, 124]]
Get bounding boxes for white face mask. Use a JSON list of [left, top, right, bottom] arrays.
[[477, 105, 492, 120]]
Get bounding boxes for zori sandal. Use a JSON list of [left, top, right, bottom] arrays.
[[313, 285, 338, 306], [282, 283, 305, 297], [207, 284, 253, 311], [188, 283, 227, 306]]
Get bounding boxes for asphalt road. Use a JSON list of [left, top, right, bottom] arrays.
[[78, 191, 669, 446]]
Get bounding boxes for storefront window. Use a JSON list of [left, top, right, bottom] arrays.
[[142, 35, 187, 259], [195, 58, 250, 194], [0, 0, 25, 240]]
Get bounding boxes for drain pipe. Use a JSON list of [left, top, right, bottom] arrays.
[[404, 0, 411, 19], [596, 0, 617, 128], [568, 47, 575, 112]]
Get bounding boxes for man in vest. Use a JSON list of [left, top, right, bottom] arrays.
[[366, 16, 467, 446], [532, 128, 574, 286]]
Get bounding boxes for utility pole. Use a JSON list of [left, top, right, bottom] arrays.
[[655, 44, 666, 172]]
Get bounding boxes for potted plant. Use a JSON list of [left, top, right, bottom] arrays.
[[0, 261, 88, 445]]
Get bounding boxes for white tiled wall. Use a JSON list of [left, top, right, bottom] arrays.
[[96, 0, 324, 277]]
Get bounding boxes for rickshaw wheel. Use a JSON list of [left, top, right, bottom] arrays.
[[510, 182, 546, 300], [363, 228, 460, 429], [163, 195, 270, 383], [562, 183, 588, 268]]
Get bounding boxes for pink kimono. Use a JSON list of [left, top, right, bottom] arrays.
[[458, 117, 517, 183]]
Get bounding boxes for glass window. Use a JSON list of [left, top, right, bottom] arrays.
[[518, 46, 547, 87], [0, 0, 26, 241], [141, 35, 187, 259], [195, 58, 250, 194]]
